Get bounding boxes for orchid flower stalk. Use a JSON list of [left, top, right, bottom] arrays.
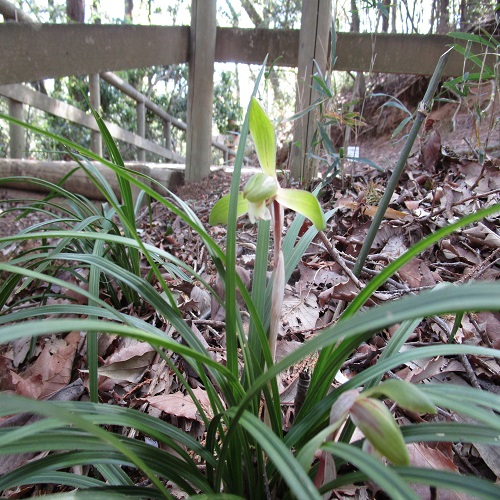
[[210, 97, 325, 366]]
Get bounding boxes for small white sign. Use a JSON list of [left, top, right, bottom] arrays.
[[347, 146, 360, 158]]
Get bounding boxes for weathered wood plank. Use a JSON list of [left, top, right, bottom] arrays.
[[335, 32, 469, 76], [0, 84, 185, 162], [0, 24, 189, 85], [291, 0, 331, 182], [0, 159, 184, 201], [8, 98, 25, 158], [186, 0, 216, 183], [136, 100, 146, 162], [215, 27, 299, 67], [0, 22, 497, 85]]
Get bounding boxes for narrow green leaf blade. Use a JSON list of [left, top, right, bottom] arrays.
[[322, 442, 419, 500], [237, 410, 321, 500]]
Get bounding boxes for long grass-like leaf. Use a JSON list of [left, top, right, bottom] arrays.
[[0, 400, 172, 496], [323, 466, 500, 499], [220, 283, 500, 456], [236, 410, 321, 500], [401, 422, 500, 444], [37, 486, 167, 499], [287, 343, 500, 451], [322, 442, 419, 499]]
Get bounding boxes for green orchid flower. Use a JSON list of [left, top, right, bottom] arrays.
[[209, 97, 326, 230]]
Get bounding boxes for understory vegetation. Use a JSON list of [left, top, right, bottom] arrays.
[[1, 1, 500, 498], [1, 34, 500, 496]]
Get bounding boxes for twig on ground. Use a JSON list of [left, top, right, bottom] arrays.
[[458, 353, 482, 390], [452, 443, 484, 477], [468, 312, 494, 348], [318, 231, 363, 290]]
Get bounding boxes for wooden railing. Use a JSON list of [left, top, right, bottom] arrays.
[[1, 0, 494, 182], [0, 73, 239, 165]]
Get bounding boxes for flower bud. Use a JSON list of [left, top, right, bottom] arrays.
[[243, 173, 278, 203], [350, 397, 409, 465]]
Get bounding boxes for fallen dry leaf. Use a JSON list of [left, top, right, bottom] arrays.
[[399, 258, 439, 288], [281, 286, 319, 335], [407, 443, 471, 500], [9, 331, 80, 399], [98, 351, 156, 383], [462, 222, 500, 249], [146, 387, 212, 421]]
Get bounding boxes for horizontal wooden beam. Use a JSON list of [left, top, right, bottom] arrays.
[[215, 27, 299, 67], [0, 24, 189, 85], [100, 71, 187, 131], [0, 23, 497, 85], [0, 83, 185, 162], [334, 32, 490, 77]]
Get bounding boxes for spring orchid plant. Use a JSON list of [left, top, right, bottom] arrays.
[[210, 97, 325, 364], [209, 97, 422, 465]]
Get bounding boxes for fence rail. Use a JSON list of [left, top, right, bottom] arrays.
[[0, 82, 184, 162], [1, 24, 493, 87], [0, 73, 241, 164]]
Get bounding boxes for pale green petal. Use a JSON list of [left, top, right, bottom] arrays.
[[243, 173, 278, 203], [276, 188, 326, 230], [209, 192, 249, 226], [249, 97, 276, 177], [248, 200, 272, 223]]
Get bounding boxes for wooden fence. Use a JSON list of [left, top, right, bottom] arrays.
[[0, 73, 238, 164], [0, 0, 496, 183]]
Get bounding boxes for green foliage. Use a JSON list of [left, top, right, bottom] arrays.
[[1, 64, 500, 499], [443, 30, 500, 160], [213, 71, 243, 134], [444, 31, 499, 95], [291, 22, 377, 184]]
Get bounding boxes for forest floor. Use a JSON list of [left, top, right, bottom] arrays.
[[1, 75, 500, 498]]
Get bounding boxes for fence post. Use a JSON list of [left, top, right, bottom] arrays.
[[136, 99, 146, 162], [8, 98, 26, 159], [89, 73, 102, 156], [163, 119, 171, 151], [186, 0, 216, 182], [290, 0, 332, 184]]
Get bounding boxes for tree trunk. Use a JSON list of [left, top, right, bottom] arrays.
[[124, 0, 133, 22], [350, 0, 360, 31], [391, 0, 397, 33], [382, 0, 390, 32], [459, 0, 467, 29], [436, 0, 450, 34], [240, 0, 263, 27], [67, 0, 85, 22]]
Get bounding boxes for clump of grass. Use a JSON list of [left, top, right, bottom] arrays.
[[0, 62, 499, 499]]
